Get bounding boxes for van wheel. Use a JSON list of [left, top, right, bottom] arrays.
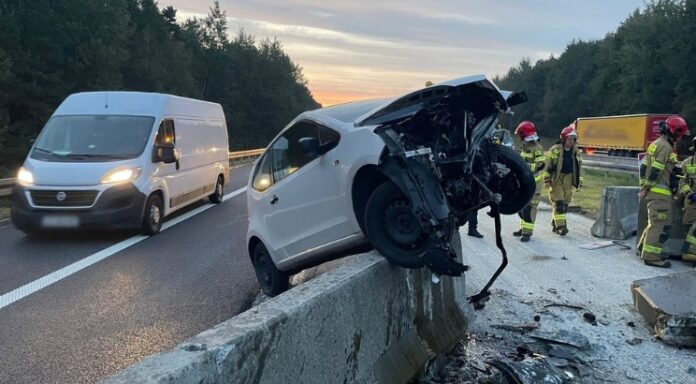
[[209, 176, 224, 204], [142, 194, 163, 235], [251, 242, 289, 296], [364, 180, 433, 269]]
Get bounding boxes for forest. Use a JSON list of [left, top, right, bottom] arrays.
[[0, 0, 320, 174], [497, 0, 696, 139]]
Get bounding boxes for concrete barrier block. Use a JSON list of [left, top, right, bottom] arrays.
[[631, 271, 696, 347], [592, 186, 640, 240], [104, 233, 470, 384]]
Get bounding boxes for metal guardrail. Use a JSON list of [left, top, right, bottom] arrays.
[[0, 178, 15, 197], [0, 149, 266, 198], [582, 159, 639, 172]]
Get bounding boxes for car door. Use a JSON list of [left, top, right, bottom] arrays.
[[262, 121, 351, 260], [152, 119, 185, 209]]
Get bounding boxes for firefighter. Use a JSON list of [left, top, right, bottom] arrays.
[[512, 121, 545, 242], [678, 135, 696, 265], [637, 116, 689, 268], [543, 124, 582, 236]]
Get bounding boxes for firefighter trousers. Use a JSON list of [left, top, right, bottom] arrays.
[[682, 204, 696, 261], [549, 173, 574, 229], [638, 199, 672, 262], [518, 188, 541, 235]]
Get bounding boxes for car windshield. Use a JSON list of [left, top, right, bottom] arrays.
[[30, 115, 155, 162]]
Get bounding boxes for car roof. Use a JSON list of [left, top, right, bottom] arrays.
[[309, 98, 394, 124]]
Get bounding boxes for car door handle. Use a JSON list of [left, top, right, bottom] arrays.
[[270, 195, 279, 205]]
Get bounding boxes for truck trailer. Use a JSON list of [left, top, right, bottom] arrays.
[[575, 114, 676, 157]]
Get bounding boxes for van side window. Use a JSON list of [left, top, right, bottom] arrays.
[[155, 119, 176, 145], [270, 122, 318, 183], [252, 153, 273, 192]]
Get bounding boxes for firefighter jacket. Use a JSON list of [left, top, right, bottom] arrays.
[[543, 143, 582, 188], [520, 141, 545, 183], [640, 136, 678, 200]]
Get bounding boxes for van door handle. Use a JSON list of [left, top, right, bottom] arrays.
[[270, 195, 279, 205]]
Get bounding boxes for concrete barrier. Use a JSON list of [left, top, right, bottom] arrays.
[[591, 186, 640, 240], [104, 235, 471, 384]]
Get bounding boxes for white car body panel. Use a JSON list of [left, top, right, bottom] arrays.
[[247, 74, 511, 272]]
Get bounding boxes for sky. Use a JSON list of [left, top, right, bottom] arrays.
[[167, 0, 645, 107]]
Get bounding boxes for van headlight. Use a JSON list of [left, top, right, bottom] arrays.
[[101, 167, 142, 184], [17, 167, 34, 185]]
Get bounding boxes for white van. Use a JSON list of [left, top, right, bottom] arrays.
[[11, 91, 230, 235]]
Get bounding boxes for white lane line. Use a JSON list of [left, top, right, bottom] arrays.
[[0, 186, 248, 311]]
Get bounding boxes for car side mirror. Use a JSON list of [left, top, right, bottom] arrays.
[[155, 144, 178, 164], [299, 137, 320, 158], [506, 91, 528, 107]]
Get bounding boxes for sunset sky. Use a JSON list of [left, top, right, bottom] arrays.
[[169, 1, 644, 107]]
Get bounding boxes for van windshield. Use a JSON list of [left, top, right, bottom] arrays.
[[30, 115, 155, 162]]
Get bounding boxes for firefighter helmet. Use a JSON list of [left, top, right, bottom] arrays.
[[514, 121, 538, 142], [665, 116, 690, 139], [561, 124, 577, 140]]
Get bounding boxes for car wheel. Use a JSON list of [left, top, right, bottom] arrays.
[[364, 180, 433, 268], [142, 193, 163, 235], [489, 145, 536, 215], [209, 176, 224, 204], [252, 242, 289, 296]]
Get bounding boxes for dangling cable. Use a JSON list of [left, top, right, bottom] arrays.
[[468, 203, 508, 309]]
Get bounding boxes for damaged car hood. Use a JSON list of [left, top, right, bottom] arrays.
[[354, 74, 518, 128]]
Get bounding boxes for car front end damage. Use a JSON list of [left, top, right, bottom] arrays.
[[359, 77, 535, 306]]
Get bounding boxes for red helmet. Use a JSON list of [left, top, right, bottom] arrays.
[[514, 121, 538, 141], [560, 124, 577, 140], [665, 116, 690, 138]]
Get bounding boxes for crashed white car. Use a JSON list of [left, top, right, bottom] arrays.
[[246, 75, 535, 296]]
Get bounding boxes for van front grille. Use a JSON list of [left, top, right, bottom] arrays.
[[30, 190, 98, 207]]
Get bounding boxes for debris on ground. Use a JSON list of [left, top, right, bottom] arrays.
[[625, 338, 643, 346], [491, 323, 539, 333]]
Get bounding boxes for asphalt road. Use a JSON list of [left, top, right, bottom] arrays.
[[0, 163, 259, 384]]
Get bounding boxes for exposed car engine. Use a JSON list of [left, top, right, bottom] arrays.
[[363, 85, 535, 306]]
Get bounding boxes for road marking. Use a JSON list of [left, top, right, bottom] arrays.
[[0, 186, 247, 311]]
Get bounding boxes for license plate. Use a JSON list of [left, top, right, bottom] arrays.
[[41, 215, 80, 228]]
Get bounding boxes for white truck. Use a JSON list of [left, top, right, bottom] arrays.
[[11, 91, 230, 235]]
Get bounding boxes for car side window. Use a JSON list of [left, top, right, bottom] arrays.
[[155, 119, 176, 145], [270, 122, 319, 183], [252, 153, 273, 192], [318, 125, 340, 147]]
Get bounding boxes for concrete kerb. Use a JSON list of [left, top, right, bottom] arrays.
[[104, 237, 471, 384]]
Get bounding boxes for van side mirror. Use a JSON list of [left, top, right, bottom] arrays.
[[155, 144, 178, 164], [299, 137, 320, 158]]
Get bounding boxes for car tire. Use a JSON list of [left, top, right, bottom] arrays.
[[364, 180, 435, 269], [489, 144, 536, 215], [209, 176, 224, 204], [142, 193, 163, 235], [252, 242, 289, 297]]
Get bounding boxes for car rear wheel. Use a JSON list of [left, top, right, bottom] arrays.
[[252, 242, 289, 297], [364, 180, 434, 268], [142, 193, 163, 235], [209, 176, 224, 204], [489, 145, 536, 215]]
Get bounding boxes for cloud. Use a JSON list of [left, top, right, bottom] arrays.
[[167, 0, 643, 106]]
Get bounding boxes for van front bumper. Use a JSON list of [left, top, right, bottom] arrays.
[[11, 183, 147, 232]]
